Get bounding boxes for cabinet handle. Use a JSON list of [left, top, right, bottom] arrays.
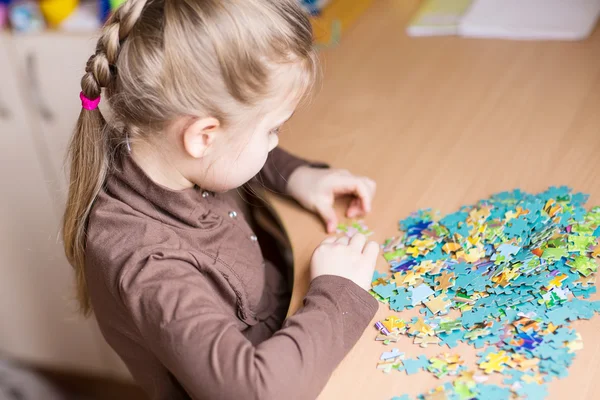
[[26, 53, 54, 122], [0, 94, 10, 120]]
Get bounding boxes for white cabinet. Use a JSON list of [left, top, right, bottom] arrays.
[[0, 33, 129, 379], [12, 34, 98, 209]]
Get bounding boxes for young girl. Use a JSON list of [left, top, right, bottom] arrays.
[[63, 0, 379, 398]]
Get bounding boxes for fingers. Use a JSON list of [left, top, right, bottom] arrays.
[[321, 237, 336, 244], [348, 178, 372, 213], [360, 178, 376, 213], [349, 233, 367, 251], [308, 171, 377, 233], [364, 177, 376, 192], [346, 198, 362, 218], [333, 175, 376, 215], [335, 236, 350, 245], [316, 203, 338, 234], [363, 240, 380, 259]]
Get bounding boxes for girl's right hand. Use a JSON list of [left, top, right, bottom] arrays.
[[310, 233, 380, 291]]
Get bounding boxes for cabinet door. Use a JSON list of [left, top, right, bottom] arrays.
[[12, 33, 97, 211], [10, 33, 131, 380], [0, 34, 127, 378]]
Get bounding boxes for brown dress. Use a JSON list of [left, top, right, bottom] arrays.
[[85, 148, 379, 400]]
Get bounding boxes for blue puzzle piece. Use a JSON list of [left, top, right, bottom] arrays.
[[503, 308, 519, 322], [452, 262, 472, 275], [372, 282, 397, 300], [455, 223, 471, 237], [504, 216, 530, 239], [513, 249, 534, 263], [572, 285, 597, 299], [590, 300, 600, 313], [469, 274, 490, 293], [461, 306, 494, 328], [503, 369, 526, 385], [474, 383, 511, 400], [471, 337, 490, 349], [491, 243, 521, 262], [419, 307, 435, 317], [572, 206, 587, 222], [402, 355, 429, 375], [515, 383, 548, 400], [410, 284, 435, 306], [545, 306, 573, 325], [440, 211, 469, 231], [421, 243, 447, 261], [532, 341, 560, 360], [380, 348, 403, 361], [455, 273, 475, 289], [475, 295, 497, 307], [438, 329, 465, 349], [547, 327, 578, 346], [568, 298, 596, 320], [389, 288, 412, 312], [543, 186, 571, 200], [572, 191, 589, 206], [373, 270, 387, 281]]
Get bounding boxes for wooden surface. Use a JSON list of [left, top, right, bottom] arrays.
[[271, 1, 600, 399]]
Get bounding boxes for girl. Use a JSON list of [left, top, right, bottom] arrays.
[[63, 0, 379, 399]]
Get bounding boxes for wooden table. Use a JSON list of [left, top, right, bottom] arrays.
[[270, 1, 600, 399]]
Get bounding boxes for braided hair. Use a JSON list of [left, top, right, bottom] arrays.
[[63, 0, 317, 315]]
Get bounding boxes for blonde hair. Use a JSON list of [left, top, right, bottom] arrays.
[[63, 0, 317, 315]]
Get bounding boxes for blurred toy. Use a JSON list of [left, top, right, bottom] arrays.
[[39, 0, 78, 27], [9, 0, 46, 33], [0, 0, 9, 28], [99, 0, 125, 22], [109, 0, 126, 9], [310, 0, 373, 47], [99, 0, 110, 22], [0, 4, 8, 29], [58, 1, 100, 32], [299, 0, 331, 16]]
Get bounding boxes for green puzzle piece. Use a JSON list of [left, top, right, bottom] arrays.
[[567, 234, 596, 254], [541, 247, 569, 261], [568, 255, 597, 277]]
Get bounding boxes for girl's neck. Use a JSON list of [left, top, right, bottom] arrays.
[[130, 140, 194, 191]]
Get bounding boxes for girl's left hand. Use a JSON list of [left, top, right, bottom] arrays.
[[287, 166, 376, 233]]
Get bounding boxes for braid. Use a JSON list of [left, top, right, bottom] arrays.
[[80, 0, 149, 99], [66, 0, 319, 315], [66, 0, 151, 315]]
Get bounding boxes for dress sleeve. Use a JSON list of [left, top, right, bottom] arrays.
[[256, 147, 328, 194], [119, 256, 378, 400]]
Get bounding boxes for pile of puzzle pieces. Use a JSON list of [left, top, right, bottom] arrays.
[[369, 187, 600, 399], [389, 369, 539, 400]]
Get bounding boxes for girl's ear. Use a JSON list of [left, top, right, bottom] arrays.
[[182, 117, 221, 158]]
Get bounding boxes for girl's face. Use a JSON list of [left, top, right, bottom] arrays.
[[187, 63, 304, 193], [194, 96, 297, 192]]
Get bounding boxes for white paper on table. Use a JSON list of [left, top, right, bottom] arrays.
[[459, 0, 600, 40]]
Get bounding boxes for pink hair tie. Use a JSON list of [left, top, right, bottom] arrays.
[[80, 91, 101, 111]]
